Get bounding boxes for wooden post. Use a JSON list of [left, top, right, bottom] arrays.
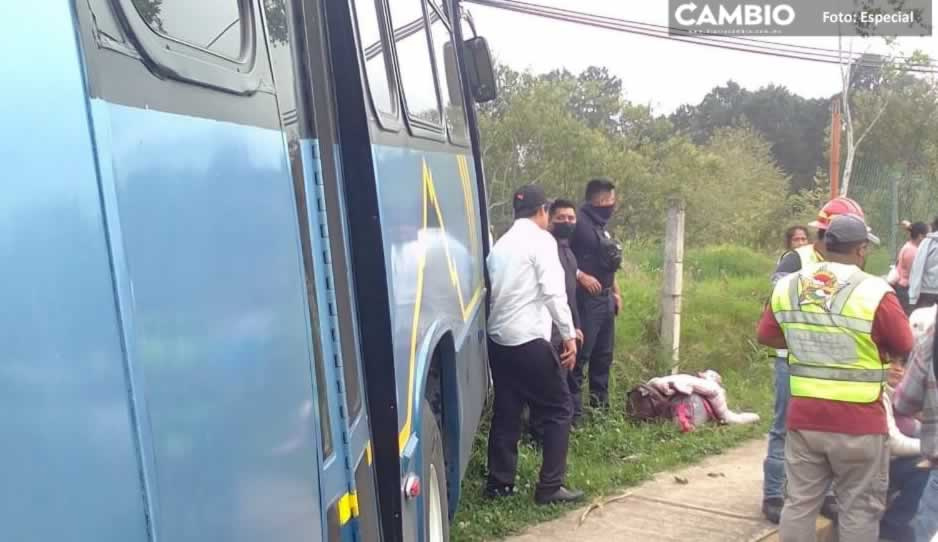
[[830, 98, 842, 199], [661, 198, 685, 374]]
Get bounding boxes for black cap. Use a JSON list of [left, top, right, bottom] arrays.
[[513, 184, 549, 215]]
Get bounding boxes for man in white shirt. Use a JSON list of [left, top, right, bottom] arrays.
[[485, 184, 584, 505]]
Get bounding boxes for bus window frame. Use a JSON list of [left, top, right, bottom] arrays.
[[111, 0, 263, 95], [352, 0, 402, 132], [385, 0, 447, 142], [425, 1, 470, 148]]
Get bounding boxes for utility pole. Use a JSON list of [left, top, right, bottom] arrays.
[[660, 198, 685, 374], [829, 97, 842, 199]]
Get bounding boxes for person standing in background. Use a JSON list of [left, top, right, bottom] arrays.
[[781, 226, 810, 259], [907, 221, 938, 310], [770, 197, 865, 285], [891, 221, 928, 314], [547, 199, 584, 349], [528, 199, 583, 445], [569, 177, 622, 422], [485, 184, 584, 505], [761, 224, 810, 523]]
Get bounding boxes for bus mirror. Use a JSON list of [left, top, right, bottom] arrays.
[[462, 36, 497, 104]]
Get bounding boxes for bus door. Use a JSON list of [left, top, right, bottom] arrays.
[[261, 1, 383, 540], [73, 0, 333, 540]]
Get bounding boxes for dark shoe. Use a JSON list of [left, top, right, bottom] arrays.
[[535, 485, 585, 505], [483, 484, 514, 499], [762, 497, 784, 524], [819, 495, 838, 522]]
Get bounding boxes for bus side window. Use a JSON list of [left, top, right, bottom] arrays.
[[388, 0, 443, 128], [353, 0, 396, 118], [427, 3, 469, 146], [130, 0, 245, 60]]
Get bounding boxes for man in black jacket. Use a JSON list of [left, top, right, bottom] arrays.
[[570, 178, 621, 422], [548, 199, 584, 347], [529, 199, 583, 444]]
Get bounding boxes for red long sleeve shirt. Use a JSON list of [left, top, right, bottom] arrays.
[[757, 292, 913, 435]]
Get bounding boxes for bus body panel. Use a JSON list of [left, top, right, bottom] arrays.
[[88, 102, 326, 542], [373, 142, 487, 500], [0, 3, 151, 540]]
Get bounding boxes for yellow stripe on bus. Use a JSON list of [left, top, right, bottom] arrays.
[[396, 158, 484, 454], [337, 491, 359, 525]]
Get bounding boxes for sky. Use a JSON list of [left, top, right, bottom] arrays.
[[468, 0, 938, 114]]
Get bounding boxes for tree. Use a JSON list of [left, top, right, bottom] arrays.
[[836, 38, 931, 194], [479, 66, 792, 247], [131, 0, 164, 31], [670, 82, 827, 193], [264, 0, 288, 45]]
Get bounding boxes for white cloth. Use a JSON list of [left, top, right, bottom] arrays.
[[487, 218, 575, 346], [646, 372, 760, 426], [885, 388, 921, 457]]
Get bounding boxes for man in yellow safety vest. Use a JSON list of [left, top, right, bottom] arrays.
[[763, 197, 865, 523], [758, 214, 914, 542]]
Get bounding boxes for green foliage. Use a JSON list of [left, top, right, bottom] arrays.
[[480, 66, 794, 248], [670, 81, 828, 193], [482, 62, 938, 250], [451, 246, 775, 541]]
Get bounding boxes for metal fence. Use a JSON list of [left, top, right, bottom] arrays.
[[847, 159, 936, 260]]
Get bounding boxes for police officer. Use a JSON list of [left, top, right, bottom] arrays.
[[758, 214, 913, 542], [569, 178, 622, 420]]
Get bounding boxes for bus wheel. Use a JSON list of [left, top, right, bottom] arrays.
[[421, 398, 449, 542]]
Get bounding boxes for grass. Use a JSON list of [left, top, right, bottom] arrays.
[[450, 245, 778, 541]]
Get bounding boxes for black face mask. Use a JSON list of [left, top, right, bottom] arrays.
[[552, 222, 576, 239], [589, 204, 614, 222]]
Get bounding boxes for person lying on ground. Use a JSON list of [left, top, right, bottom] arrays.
[[645, 370, 760, 431]]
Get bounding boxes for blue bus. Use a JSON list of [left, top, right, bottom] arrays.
[[1, 0, 495, 540]]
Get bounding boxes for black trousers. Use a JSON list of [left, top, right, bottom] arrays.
[[569, 291, 615, 418], [527, 337, 569, 444], [486, 338, 572, 495]]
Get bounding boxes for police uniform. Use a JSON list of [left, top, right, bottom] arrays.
[[569, 204, 621, 418]]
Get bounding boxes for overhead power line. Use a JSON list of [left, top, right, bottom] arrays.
[[461, 0, 938, 74]]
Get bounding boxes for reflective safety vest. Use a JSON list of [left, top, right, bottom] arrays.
[[770, 261, 889, 403], [795, 244, 824, 267], [769, 245, 824, 359]]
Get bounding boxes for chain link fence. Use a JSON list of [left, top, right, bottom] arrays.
[[847, 159, 935, 261]]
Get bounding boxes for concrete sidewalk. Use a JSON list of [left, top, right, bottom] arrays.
[[498, 438, 833, 542]]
